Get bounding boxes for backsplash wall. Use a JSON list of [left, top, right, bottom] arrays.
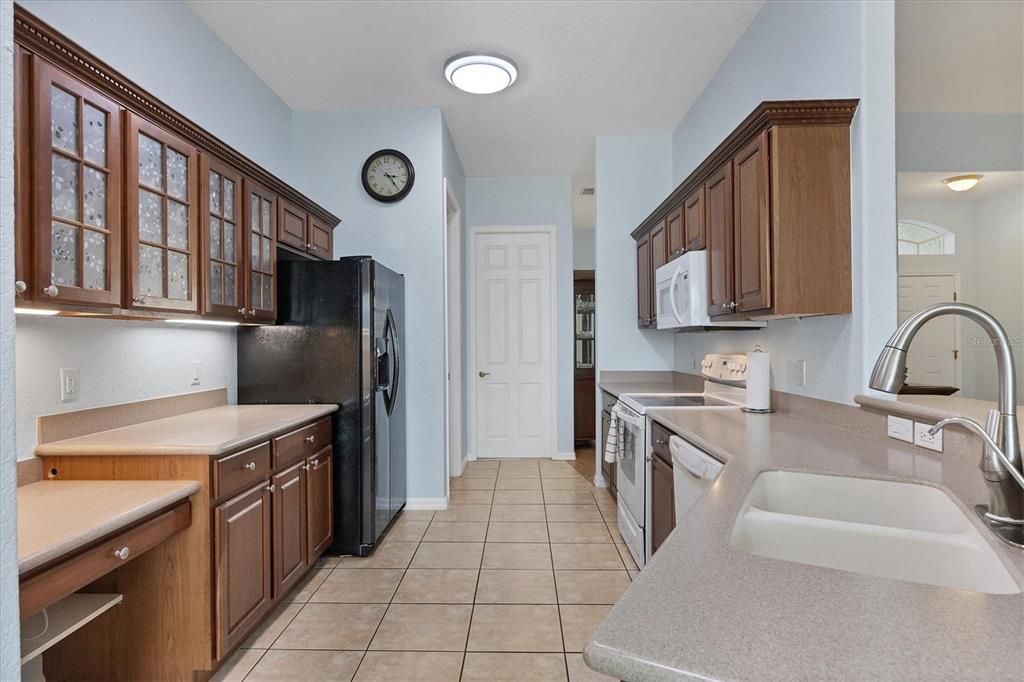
[[15, 317, 236, 461]]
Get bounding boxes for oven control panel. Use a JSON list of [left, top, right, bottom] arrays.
[[700, 353, 749, 383]]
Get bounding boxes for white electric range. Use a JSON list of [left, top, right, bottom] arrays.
[[612, 354, 750, 568]]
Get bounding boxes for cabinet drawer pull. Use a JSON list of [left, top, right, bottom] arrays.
[[15, 280, 27, 295], [243, 461, 256, 471], [266, 483, 275, 493], [654, 438, 667, 445], [43, 285, 59, 297], [113, 546, 130, 561], [310, 458, 319, 467], [304, 435, 316, 444], [238, 307, 247, 316]]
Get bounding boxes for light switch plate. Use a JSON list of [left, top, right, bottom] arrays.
[[914, 421, 943, 452], [59, 368, 79, 402], [887, 415, 914, 442]]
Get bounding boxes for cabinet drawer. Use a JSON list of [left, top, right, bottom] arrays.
[[20, 500, 191, 617], [651, 422, 673, 466], [213, 441, 271, 502], [274, 418, 331, 469]]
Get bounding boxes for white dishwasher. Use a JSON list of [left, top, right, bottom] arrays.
[[670, 436, 725, 524]]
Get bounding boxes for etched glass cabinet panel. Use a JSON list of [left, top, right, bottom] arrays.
[[201, 156, 244, 318], [126, 113, 198, 312], [30, 59, 122, 306], [243, 179, 277, 322]]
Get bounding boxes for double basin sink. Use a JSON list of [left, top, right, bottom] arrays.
[[729, 471, 1020, 595]]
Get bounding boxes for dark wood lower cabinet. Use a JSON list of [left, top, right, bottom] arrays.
[[272, 462, 308, 598], [650, 422, 675, 555], [306, 446, 333, 561], [214, 482, 273, 657]]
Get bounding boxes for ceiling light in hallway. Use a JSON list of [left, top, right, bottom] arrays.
[[942, 174, 983, 192], [444, 52, 518, 94]]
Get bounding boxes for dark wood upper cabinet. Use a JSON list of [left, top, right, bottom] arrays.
[[125, 113, 199, 312], [666, 206, 685, 258], [705, 161, 734, 317], [272, 462, 308, 599], [636, 231, 652, 327], [243, 179, 277, 322], [631, 99, 856, 325], [277, 197, 308, 251], [732, 131, 772, 314], [29, 58, 123, 307], [214, 482, 272, 658], [650, 217, 668, 272], [306, 446, 333, 562], [308, 216, 334, 260], [12, 6, 341, 320], [683, 184, 706, 252], [200, 155, 244, 319]]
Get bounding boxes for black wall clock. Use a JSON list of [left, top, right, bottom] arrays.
[[361, 149, 415, 203]]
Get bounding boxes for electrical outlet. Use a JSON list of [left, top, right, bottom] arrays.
[[887, 415, 914, 443], [689, 353, 697, 370], [914, 421, 943, 452], [59, 368, 79, 402], [190, 360, 202, 386], [788, 359, 807, 387]]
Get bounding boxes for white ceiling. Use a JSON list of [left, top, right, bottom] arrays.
[[187, 0, 765, 228], [896, 0, 1024, 113], [898, 171, 1024, 203]]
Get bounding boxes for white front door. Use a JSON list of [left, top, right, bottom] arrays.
[[898, 274, 959, 386], [472, 229, 555, 459]]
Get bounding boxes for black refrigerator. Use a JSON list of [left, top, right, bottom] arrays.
[[237, 256, 406, 556]]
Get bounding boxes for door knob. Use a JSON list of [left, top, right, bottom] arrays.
[[478, 371, 491, 378]]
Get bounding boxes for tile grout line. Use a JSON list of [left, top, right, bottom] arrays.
[[540, 462, 572, 680], [459, 463, 496, 680]]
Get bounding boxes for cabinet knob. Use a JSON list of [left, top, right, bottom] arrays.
[[266, 483, 276, 493], [238, 307, 247, 316], [249, 308, 257, 316], [133, 295, 147, 304], [310, 458, 319, 467], [655, 438, 667, 445], [304, 435, 316, 444], [113, 546, 130, 561], [306, 243, 312, 249], [728, 301, 737, 311], [243, 461, 256, 471], [14, 280, 27, 295], [42, 285, 59, 297]]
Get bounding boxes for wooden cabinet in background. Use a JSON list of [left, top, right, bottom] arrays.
[[630, 99, 857, 327], [26, 58, 123, 307], [683, 184, 706, 252], [272, 462, 308, 598], [705, 161, 734, 316], [666, 206, 684, 258], [200, 155, 245, 319], [574, 270, 596, 443], [243, 179, 278, 322], [214, 482, 272, 657], [650, 422, 675, 555], [279, 199, 334, 260], [306, 446, 333, 561], [731, 130, 772, 314], [636, 231, 652, 327], [126, 112, 200, 313], [308, 216, 334, 259]]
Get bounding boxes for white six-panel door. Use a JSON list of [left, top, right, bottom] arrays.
[[898, 273, 959, 386], [472, 229, 555, 459]]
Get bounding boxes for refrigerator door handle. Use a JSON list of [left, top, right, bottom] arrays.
[[384, 308, 401, 416], [375, 338, 391, 392]]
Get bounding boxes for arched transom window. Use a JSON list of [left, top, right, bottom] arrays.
[[898, 220, 956, 255]]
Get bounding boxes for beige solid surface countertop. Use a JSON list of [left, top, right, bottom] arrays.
[[585, 400, 1024, 681], [35, 404, 338, 457], [18, 480, 200, 574]]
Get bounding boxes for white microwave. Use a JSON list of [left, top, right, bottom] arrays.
[[655, 251, 764, 330]]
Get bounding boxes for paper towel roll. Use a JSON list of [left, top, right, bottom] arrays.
[[745, 347, 771, 411]]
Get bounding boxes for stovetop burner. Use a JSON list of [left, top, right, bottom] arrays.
[[626, 395, 729, 408]]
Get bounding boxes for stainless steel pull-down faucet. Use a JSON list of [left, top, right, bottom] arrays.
[[869, 302, 1024, 547]]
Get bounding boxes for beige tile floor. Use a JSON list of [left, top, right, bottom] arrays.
[[215, 457, 634, 681]]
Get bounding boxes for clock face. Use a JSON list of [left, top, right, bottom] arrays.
[[362, 149, 415, 203]]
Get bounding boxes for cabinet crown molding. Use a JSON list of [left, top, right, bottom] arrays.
[[631, 98, 859, 239], [14, 4, 340, 228]]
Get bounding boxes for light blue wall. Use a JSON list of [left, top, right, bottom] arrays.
[[662, 0, 896, 403], [20, 0, 293, 177], [573, 230, 596, 269], [595, 136, 676, 371], [441, 117, 467, 464], [897, 113, 1024, 172], [465, 176, 575, 455], [290, 108, 449, 501]]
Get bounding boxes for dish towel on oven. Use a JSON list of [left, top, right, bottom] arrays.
[[604, 401, 643, 463]]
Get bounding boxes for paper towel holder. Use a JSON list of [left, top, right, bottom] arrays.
[[741, 345, 775, 414]]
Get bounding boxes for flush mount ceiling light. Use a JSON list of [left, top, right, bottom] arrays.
[[444, 52, 518, 94], [943, 174, 983, 192]]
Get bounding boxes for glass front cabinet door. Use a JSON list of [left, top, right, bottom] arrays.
[[126, 112, 199, 312], [30, 59, 123, 306], [243, 179, 277, 322], [200, 156, 244, 319]]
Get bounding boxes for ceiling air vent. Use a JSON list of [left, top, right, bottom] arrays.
[[580, 187, 595, 196]]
